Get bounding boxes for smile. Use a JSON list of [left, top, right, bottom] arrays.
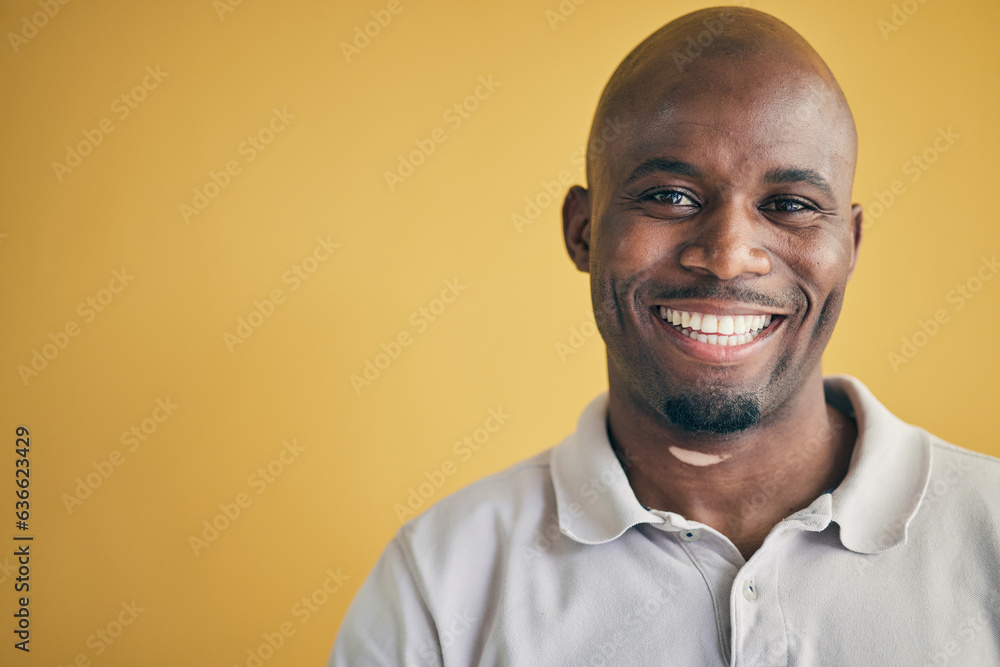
[[658, 306, 776, 347]]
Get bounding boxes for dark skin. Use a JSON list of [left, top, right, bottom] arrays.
[[562, 8, 862, 561]]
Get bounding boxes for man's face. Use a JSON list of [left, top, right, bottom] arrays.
[[578, 57, 862, 435]]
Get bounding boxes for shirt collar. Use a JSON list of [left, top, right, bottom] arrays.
[[550, 393, 664, 544], [550, 375, 932, 554], [825, 374, 932, 553]]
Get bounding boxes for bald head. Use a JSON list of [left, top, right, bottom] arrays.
[[586, 6, 857, 193]]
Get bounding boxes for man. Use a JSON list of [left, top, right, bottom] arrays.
[[332, 6, 1000, 665]]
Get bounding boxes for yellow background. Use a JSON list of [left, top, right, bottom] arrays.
[[1, 0, 998, 664]]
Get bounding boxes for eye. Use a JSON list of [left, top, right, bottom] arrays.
[[761, 197, 816, 214], [641, 190, 698, 206]]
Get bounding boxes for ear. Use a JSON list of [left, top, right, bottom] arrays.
[[562, 185, 592, 273], [847, 203, 863, 280]]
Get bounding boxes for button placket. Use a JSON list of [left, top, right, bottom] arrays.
[[741, 578, 758, 601], [665, 522, 739, 662], [679, 527, 701, 542], [730, 530, 797, 667]]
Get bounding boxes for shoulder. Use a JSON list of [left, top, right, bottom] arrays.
[[917, 432, 1000, 564], [925, 433, 1000, 508], [398, 448, 556, 553], [381, 449, 558, 626], [910, 433, 1000, 594]]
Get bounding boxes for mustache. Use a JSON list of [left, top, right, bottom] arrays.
[[644, 282, 802, 311]]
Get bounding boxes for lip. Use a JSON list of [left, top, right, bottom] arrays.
[[649, 305, 785, 365]]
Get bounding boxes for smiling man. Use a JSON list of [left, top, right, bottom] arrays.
[[331, 7, 1000, 666]]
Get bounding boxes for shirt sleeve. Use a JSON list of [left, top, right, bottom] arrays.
[[329, 535, 441, 667]]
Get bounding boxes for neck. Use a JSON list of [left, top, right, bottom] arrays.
[[607, 364, 856, 560]]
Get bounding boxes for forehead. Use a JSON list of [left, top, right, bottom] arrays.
[[604, 58, 855, 190]]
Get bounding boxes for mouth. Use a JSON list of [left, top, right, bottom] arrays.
[[651, 305, 785, 363]]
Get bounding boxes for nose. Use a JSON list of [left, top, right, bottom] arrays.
[[678, 202, 771, 280]]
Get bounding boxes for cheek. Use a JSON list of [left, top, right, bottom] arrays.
[[777, 227, 853, 290], [590, 221, 669, 335], [600, 219, 674, 273], [782, 229, 853, 331], [813, 231, 853, 273]]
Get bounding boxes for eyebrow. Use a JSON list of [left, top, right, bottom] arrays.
[[622, 158, 703, 187], [622, 159, 837, 201], [763, 167, 835, 200]]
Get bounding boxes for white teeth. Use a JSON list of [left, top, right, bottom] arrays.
[[660, 306, 778, 346], [667, 311, 772, 334]]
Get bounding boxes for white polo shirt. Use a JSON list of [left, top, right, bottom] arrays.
[[331, 375, 1000, 666]]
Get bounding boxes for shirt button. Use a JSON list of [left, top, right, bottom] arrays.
[[742, 579, 758, 601], [679, 528, 701, 542]]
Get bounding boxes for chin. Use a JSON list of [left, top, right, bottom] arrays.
[[658, 389, 763, 435]]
